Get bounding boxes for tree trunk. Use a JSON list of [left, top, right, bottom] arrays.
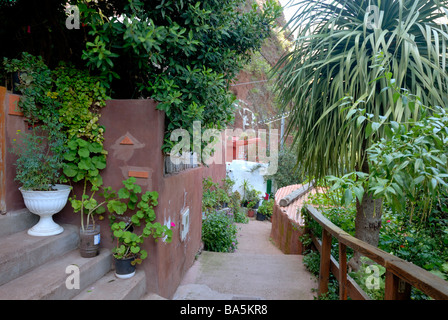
[[349, 146, 383, 271], [349, 194, 383, 271]]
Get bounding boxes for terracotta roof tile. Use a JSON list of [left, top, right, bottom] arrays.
[[274, 184, 318, 226]]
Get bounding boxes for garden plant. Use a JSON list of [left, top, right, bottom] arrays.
[[274, 0, 448, 269]]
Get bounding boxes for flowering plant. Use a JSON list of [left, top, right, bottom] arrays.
[[247, 200, 257, 209]]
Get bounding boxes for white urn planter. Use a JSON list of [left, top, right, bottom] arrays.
[[19, 184, 72, 236]]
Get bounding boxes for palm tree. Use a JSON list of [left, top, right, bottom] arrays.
[[274, 0, 448, 266]]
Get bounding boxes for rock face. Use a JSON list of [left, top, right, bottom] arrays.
[[230, 1, 293, 135]]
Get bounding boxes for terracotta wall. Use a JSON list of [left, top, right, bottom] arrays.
[[0, 87, 27, 213], [2, 90, 225, 298], [270, 203, 305, 254], [56, 99, 226, 298]]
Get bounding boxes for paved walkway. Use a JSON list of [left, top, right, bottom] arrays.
[[173, 218, 317, 300]]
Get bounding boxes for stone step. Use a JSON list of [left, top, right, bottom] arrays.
[[0, 248, 112, 300], [0, 208, 39, 238], [0, 224, 79, 286], [73, 269, 146, 300], [141, 292, 168, 300]]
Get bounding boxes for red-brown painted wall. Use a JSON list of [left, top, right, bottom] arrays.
[[1, 88, 28, 213], [270, 203, 305, 254], [58, 98, 226, 298], [2, 90, 225, 298]]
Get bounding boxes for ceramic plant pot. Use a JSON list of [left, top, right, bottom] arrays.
[[20, 184, 71, 236]]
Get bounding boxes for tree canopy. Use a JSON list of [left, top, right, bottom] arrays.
[[1, 0, 282, 152]]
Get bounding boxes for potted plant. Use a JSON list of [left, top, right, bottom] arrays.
[[64, 137, 108, 258], [10, 120, 70, 236], [108, 177, 173, 279], [246, 188, 261, 209], [241, 179, 251, 207], [256, 203, 267, 221], [256, 198, 274, 221], [247, 200, 256, 218], [69, 177, 106, 258]]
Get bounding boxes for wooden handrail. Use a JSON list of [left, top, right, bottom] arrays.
[[304, 204, 448, 300]]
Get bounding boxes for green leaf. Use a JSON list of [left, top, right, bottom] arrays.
[[67, 139, 78, 150], [88, 142, 103, 153], [70, 199, 82, 212], [118, 188, 130, 199], [64, 150, 77, 161], [78, 158, 94, 170], [108, 200, 127, 215], [113, 230, 122, 238], [78, 148, 90, 158], [131, 214, 140, 225], [343, 188, 353, 207], [63, 163, 78, 177], [356, 116, 366, 127], [130, 246, 140, 254], [95, 206, 106, 214], [76, 139, 88, 148], [92, 156, 106, 170], [371, 122, 381, 132], [353, 186, 364, 203], [91, 174, 103, 187], [133, 184, 142, 194]]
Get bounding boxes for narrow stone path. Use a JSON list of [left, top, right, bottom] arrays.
[[173, 218, 317, 300]]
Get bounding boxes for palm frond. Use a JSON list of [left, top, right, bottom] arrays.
[[273, 0, 448, 180]]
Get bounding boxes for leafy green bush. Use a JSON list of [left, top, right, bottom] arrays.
[[304, 183, 448, 300], [233, 209, 249, 224], [302, 250, 321, 276], [202, 213, 238, 253], [258, 198, 274, 218], [302, 250, 339, 300], [349, 258, 386, 300], [3, 52, 54, 122], [10, 124, 66, 191], [78, 0, 282, 152], [263, 146, 304, 189]]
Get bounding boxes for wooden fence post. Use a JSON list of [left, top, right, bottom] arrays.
[[318, 229, 332, 296], [385, 270, 411, 300], [338, 242, 348, 300]]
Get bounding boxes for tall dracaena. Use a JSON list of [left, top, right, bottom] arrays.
[[273, 0, 448, 180]]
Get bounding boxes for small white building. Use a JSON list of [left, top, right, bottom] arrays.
[[226, 160, 269, 200]]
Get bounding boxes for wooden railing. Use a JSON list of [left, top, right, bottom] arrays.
[[304, 204, 448, 300]]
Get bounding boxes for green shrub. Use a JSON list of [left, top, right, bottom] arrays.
[[258, 198, 274, 218], [202, 213, 238, 253], [263, 147, 304, 189], [233, 208, 249, 224], [349, 258, 386, 300]]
